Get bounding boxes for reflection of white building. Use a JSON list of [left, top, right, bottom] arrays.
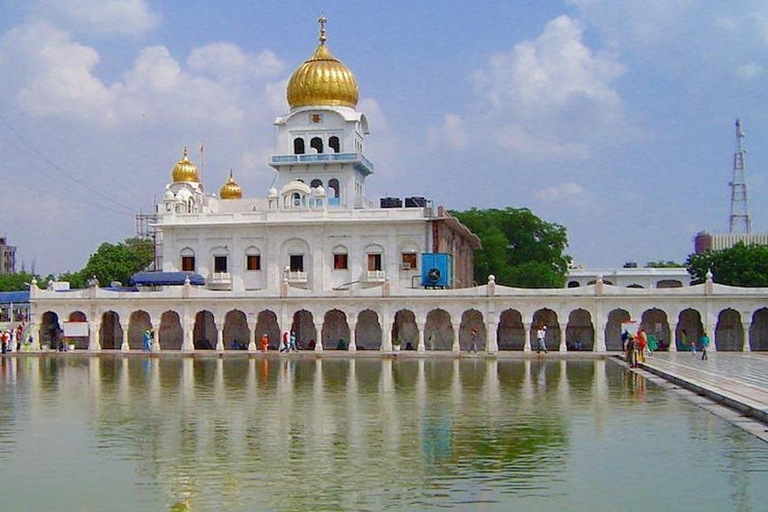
[[28, 20, 768, 355], [566, 267, 691, 289]]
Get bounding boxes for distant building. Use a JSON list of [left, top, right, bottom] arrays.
[[694, 231, 768, 254], [566, 267, 690, 289], [0, 237, 16, 274]]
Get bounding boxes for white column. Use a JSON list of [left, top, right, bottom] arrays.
[[120, 322, 130, 352], [416, 320, 426, 352], [348, 317, 357, 352], [248, 320, 257, 353], [558, 324, 567, 352], [181, 316, 194, 352], [668, 320, 678, 352], [381, 321, 393, 352], [88, 321, 101, 351], [30, 322, 42, 350], [594, 316, 607, 353], [452, 318, 461, 354], [743, 321, 752, 352], [486, 320, 498, 354], [707, 322, 718, 352], [215, 324, 224, 351], [523, 321, 532, 352], [150, 317, 161, 351], [314, 321, 324, 352]]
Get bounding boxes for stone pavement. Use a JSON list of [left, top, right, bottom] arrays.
[[639, 352, 768, 431]]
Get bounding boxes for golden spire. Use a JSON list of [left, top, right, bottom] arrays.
[[286, 16, 359, 109], [219, 169, 243, 200], [172, 147, 199, 183]]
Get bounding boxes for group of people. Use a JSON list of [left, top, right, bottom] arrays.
[[0, 324, 28, 354], [622, 328, 649, 368]]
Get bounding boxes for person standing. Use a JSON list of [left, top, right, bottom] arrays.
[[700, 331, 710, 360], [636, 328, 647, 364], [142, 329, 152, 352], [469, 329, 478, 353], [260, 333, 269, 352], [289, 330, 298, 352], [536, 325, 548, 354]]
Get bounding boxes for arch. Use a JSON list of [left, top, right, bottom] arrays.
[[657, 279, 683, 289], [159, 311, 183, 350], [291, 310, 316, 349], [641, 308, 670, 352], [425, 308, 453, 351], [715, 308, 743, 351], [323, 309, 349, 350], [459, 309, 486, 351], [99, 311, 122, 350], [310, 136, 323, 153], [193, 310, 217, 350], [223, 310, 249, 350], [566, 309, 594, 351], [750, 308, 768, 351], [40, 311, 62, 350], [328, 178, 340, 199], [531, 308, 561, 352], [356, 309, 381, 350], [329, 135, 340, 153], [180, 247, 196, 272], [676, 309, 703, 352], [293, 137, 305, 154], [310, 179, 323, 189], [392, 309, 418, 350], [255, 310, 280, 350], [67, 311, 88, 349], [567, 281, 580, 288], [627, 284, 644, 289], [497, 309, 525, 351], [605, 308, 630, 351], [127, 310, 151, 350]]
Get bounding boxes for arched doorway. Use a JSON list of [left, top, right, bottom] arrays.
[[715, 309, 743, 351], [127, 310, 151, 350], [223, 310, 249, 350], [676, 309, 703, 352], [459, 309, 486, 351], [193, 310, 217, 350], [497, 309, 525, 351], [641, 308, 670, 351], [40, 311, 62, 350], [159, 311, 183, 350], [356, 309, 381, 350], [255, 310, 280, 350], [323, 309, 350, 350], [99, 311, 122, 350], [291, 310, 316, 349], [751, 308, 768, 351], [392, 309, 418, 350], [566, 309, 594, 351], [425, 309, 453, 350], [605, 309, 630, 351], [531, 308, 561, 352], [67, 311, 89, 350]]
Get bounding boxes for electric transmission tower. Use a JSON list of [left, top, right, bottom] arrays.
[[729, 118, 752, 234]]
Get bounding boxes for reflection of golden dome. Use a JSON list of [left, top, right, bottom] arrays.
[[172, 148, 199, 183], [286, 17, 358, 109], [219, 170, 242, 200]]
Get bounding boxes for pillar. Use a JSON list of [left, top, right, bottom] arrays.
[[248, 320, 257, 353], [707, 322, 717, 352], [416, 320, 426, 352], [381, 321, 393, 352], [30, 321, 41, 350], [594, 316, 607, 353], [120, 322, 130, 351], [314, 321, 324, 352], [558, 325, 567, 352], [181, 316, 194, 352], [452, 318, 461, 353], [523, 321, 532, 352], [150, 317, 161, 351], [215, 324, 224, 351], [743, 321, 752, 352], [348, 316, 357, 352], [88, 320, 101, 351], [486, 319, 498, 354], [668, 320, 678, 352]]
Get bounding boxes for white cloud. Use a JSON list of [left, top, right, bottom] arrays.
[[736, 61, 765, 80], [495, 125, 590, 160], [36, 0, 160, 36], [536, 182, 585, 202], [427, 114, 468, 151]]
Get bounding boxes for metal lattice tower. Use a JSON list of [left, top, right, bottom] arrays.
[[729, 118, 752, 234]]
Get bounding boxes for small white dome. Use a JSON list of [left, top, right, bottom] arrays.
[[268, 187, 278, 198], [177, 188, 192, 201], [313, 185, 326, 196], [164, 190, 175, 201]]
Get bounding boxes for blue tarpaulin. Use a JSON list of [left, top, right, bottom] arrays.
[[130, 272, 205, 286], [0, 291, 30, 304]]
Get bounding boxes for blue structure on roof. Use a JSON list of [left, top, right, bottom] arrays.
[[0, 291, 30, 304], [130, 272, 205, 287]]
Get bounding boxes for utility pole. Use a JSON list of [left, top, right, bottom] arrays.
[[729, 118, 752, 234]]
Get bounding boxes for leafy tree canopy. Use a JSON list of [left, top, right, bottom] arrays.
[[57, 237, 154, 289], [686, 243, 768, 287], [645, 260, 684, 268], [451, 207, 571, 288], [0, 271, 52, 292]]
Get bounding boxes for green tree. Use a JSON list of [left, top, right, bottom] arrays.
[[686, 243, 768, 286], [451, 207, 571, 288], [0, 271, 51, 292], [646, 260, 683, 268], [77, 237, 154, 288]]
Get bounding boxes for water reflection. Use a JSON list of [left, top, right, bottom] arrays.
[[0, 356, 767, 511]]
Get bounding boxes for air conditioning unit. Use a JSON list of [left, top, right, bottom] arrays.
[[400, 262, 412, 270]]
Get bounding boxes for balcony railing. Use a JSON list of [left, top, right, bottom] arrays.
[[287, 271, 308, 283], [208, 272, 232, 290], [270, 152, 374, 174], [364, 270, 387, 282]]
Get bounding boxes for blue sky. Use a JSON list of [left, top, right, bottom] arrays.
[[1, 0, 767, 274]]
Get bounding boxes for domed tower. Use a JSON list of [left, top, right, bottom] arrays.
[[163, 148, 205, 214], [219, 170, 243, 200], [270, 17, 373, 210]]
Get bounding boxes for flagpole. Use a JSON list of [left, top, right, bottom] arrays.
[[200, 143, 205, 188]]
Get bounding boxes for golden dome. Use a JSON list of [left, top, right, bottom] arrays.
[[219, 170, 242, 200], [286, 17, 359, 109], [172, 148, 199, 183]]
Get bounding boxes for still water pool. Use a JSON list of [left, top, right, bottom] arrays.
[[0, 356, 767, 511]]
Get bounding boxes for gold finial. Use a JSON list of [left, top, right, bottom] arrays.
[[318, 16, 327, 45], [183, 146, 188, 158]]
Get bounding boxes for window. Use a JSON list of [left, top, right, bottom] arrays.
[[247, 254, 261, 271], [290, 254, 304, 272], [310, 137, 323, 153], [334, 254, 348, 270], [329, 136, 340, 153], [292, 192, 302, 207], [328, 178, 339, 198], [367, 253, 382, 271], [310, 179, 323, 188], [214, 256, 228, 273], [182, 256, 195, 272], [293, 138, 305, 154], [401, 253, 417, 270]]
